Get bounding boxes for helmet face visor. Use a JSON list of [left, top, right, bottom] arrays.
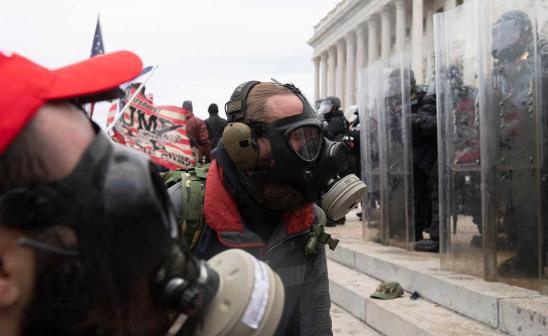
[[492, 19, 522, 55], [286, 125, 323, 162], [318, 101, 333, 115]]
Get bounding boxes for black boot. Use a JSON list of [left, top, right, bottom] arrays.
[[415, 239, 439, 253]]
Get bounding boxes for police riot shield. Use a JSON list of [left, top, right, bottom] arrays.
[[481, 0, 546, 291], [360, 62, 383, 243], [437, 0, 548, 293], [435, 0, 483, 277], [378, 53, 414, 250]]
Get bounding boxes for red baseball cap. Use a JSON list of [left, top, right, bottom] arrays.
[[0, 50, 143, 154]]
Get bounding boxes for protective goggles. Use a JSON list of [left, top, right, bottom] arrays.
[[254, 113, 324, 163]]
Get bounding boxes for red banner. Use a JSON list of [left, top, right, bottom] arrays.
[[107, 89, 195, 169]]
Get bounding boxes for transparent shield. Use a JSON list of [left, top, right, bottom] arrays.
[[438, 0, 548, 293], [481, 0, 544, 291], [436, 0, 484, 277], [538, 0, 548, 295], [378, 53, 414, 250], [360, 64, 383, 243]]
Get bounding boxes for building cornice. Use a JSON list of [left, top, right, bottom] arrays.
[[307, 0, 394, 57]]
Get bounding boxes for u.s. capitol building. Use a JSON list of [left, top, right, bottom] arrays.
[[308, 0, 466, 114]]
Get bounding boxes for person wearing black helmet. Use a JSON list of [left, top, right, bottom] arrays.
[[318, 96, 350, 226], [318, 96, 349, 142], [411, 72, 440, 252], [489, 9, 540, 275]]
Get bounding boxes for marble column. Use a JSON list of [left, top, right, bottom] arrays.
[[381, 6, 392, 59], [320, 52, 328, 99], [425, 5, 435, 83], [345, 31, 356, 111], [356, 25, 367, 71], [313, 56, 320, 101], [367, 16, 379, 65], [335, 39, 346, 102], [412, 0, 424, 83], [395, 0, 406, 52], [328, 46, 336, 96]]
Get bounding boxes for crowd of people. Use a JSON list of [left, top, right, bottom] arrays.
[[3, 4, 545, 335], [0, 48, 368, 335]]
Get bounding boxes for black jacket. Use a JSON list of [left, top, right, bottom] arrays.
[[204, 114, 228, 149], [411, 94, 438, 175], [323, 110, 348, 141]]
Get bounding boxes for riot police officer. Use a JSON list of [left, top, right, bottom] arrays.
[[318, 96, 349, 142]]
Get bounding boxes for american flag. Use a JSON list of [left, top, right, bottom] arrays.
[[90, 16, 104, 57], [88, 15, 104, 118]]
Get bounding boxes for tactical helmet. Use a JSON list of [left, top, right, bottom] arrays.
[[324, 96, 341, 109], [318, 96, 341, 115], [492, 10, 533, 61]]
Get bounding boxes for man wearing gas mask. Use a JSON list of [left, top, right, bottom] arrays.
[[0, 51, 285, 336], [166, 81, 366, 336]]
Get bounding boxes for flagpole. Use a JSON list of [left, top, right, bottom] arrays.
[[106, 65, 159, 133], [89, 102, 96, 118], [88, 13, 103, 119]]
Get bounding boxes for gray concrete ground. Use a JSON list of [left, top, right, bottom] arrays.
[[331, 303, 381, 335]]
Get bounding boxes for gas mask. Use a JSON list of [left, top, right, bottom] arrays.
[[223, 80, 366, 220], [0, 123, 283, 336]]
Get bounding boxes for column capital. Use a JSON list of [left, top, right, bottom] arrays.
[[345, 30, 356, 42], [313, 56, 321, 64], [394, 0, 406, 9], [336, 38, 346, 48], [355, 24, 367, 36], [367, 14, 379, 26], [380, 5, 392, 17], [320, 51, 328, 60]]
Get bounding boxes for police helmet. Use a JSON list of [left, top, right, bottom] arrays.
[[492, 10, 533, 61]]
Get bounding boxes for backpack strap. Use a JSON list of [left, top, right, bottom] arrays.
[[162, 164, 210, 250]]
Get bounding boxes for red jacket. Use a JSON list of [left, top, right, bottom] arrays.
[[186, 111, 211, 161]]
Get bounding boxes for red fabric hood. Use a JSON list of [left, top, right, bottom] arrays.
[[203, 160, 315, 236]]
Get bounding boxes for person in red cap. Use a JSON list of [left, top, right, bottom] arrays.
[[0, 50, 208, 335]]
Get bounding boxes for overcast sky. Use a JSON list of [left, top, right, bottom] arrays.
[[1, 0, 339, 124]]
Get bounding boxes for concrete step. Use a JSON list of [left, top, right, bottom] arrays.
[[328, 259, 507, 336], [331, 303, 382, 335], [325, 214, 548, 336]]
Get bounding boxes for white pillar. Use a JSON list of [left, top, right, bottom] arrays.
[[320, 52, 328, 99], [327, 46, 336, 96], [381, 6, 392, 59], [313, 56, 320, 102], [345, 31, 356, 111], [356, 25, 367, 71], [336, 39, 345, 102], [412, 0, 424, 83], [425, 5, 435, 83], [395, 0, 406, 52], [368, 16, 379, 65], [445, 0, 457, 10]]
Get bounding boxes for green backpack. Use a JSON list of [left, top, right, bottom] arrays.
[[161, 164, 209, 250], [161, 163, 339, 255]]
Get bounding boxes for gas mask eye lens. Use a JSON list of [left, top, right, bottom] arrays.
[[287, 125, 322, 161]]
